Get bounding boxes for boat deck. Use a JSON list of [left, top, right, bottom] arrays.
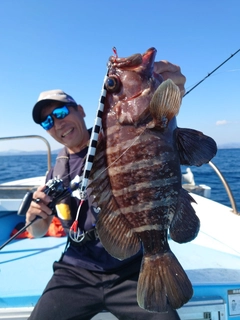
[[0, 236, 66, 308]]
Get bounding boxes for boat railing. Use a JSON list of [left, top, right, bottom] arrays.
[[0, 135, 52, 171], [208, 161, 239, 215]]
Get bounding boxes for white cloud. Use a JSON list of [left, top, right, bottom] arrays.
[[216, 120, 228, 126]]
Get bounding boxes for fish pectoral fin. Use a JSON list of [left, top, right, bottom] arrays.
[[137, 251, 193, 312], [176, 127, 217, 166], [149, 79, 181, 128], [170, 188, 200, 243], [96, 200, 141, 260]]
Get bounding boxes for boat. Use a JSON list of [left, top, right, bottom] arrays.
[[0, 135, 239, 320]]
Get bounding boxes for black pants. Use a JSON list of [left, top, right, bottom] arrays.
[[29, 259, 180, 320]]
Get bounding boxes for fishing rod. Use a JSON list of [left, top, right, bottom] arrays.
[[183, 48, 240, 97]]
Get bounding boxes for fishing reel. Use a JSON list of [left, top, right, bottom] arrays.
[[0, 177, 81, 251], [43, 178, 69, 210], [17, 176, 81, 216], [44, 178, 66, 197]]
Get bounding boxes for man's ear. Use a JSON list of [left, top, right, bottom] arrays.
[[77, 104, 86, 117]]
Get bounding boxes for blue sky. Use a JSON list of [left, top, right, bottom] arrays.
[[0, 0, 239, 152]]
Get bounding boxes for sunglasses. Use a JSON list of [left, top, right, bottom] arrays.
[[41, 105, 73, 130]]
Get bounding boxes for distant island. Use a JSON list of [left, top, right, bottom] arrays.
[[0, 143, 240, 156], [0, 149, 61, 156], [217, 143, 240, 149]]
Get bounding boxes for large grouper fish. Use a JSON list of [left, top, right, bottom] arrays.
[[88, 47, 217, 313]]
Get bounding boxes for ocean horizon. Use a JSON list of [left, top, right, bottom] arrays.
[[0, 143, 240, 156]]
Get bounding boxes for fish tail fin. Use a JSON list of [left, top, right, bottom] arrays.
[[149, 79, 181, 127], [137, 251, 193, 312]]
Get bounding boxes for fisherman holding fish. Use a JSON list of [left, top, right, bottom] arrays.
[[26, 55, 187, 320]]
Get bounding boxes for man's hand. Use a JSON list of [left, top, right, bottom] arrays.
[[154, 60, 186, 97], [25, 185, 53, 238]]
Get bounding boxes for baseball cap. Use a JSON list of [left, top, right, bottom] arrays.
[[32, 89, 77, 124]]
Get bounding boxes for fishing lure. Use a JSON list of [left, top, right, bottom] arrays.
[[68, 56, 112, 242]]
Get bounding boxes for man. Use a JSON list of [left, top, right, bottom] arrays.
[[27, 60, 186, 320]]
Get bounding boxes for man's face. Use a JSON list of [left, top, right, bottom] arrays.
[[41, 103, 89, 153]]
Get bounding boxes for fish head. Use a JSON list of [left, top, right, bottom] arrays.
[[104, 47, 163, 126]]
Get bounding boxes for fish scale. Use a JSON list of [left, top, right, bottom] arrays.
[[89, 47, 217, 313]]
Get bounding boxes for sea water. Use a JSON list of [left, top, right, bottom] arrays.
[[0, 149, 239, 210]]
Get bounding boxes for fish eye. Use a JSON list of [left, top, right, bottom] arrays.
[[105, 75, 121, 93]]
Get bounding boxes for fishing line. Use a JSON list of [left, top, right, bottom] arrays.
[[183, 48, 240, 97]]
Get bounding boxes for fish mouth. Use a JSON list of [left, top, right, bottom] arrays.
[[109, 47, 157, 71], [110, 53, 143, 69]]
